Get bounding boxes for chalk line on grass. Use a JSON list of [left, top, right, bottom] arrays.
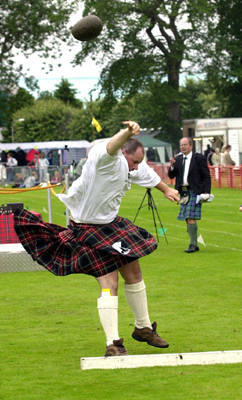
[[167, 222, 242, 237], [81, 350, 242, 370], [136, 219, 241, 252], [167, 234, 242, 253]]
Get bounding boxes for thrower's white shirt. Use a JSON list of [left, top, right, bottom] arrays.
[[57, 140, 161, 224]]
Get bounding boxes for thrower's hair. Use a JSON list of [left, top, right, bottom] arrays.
[[122, 139, 144, 155]]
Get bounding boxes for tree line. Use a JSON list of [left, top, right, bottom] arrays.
[[0, 0, 241, 147], [0, 77, 230, 146]]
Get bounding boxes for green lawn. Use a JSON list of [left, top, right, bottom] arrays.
[[0, 185, 241, 400]]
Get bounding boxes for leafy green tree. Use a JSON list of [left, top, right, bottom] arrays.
[[205, 0, 242, 116], [179, 78, 218, 121], [70, 99, 106, 141], [9, 88, 35, 116], [100, 80, 188, 146], [0, 91, 10, 129], [0, 87, 35, 141], [0, 0, 78, 89], [38, 91, 54, 100], [73, 0, 216, 144], [132, 81, 177, 142], [10, 97, 104, 143], [54, 78, 82, 108], [11, 98, 82, 142], [100, 97, 137, 138]]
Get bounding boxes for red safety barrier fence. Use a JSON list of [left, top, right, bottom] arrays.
[[148, 162, 242, 190], [1, 163, 241, 190]]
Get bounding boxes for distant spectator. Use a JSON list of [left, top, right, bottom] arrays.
[[207, 148, 215, 165], [16, 147, 27, 166], [0, 150, 7, 164], [26, 149, 39, 167], [220, 145, 226, 166], [203, 145, 215, 165], [51, 170, 62, 184], [0, 163, 7, 184], [23, 171, 38, 188], [51, 150, 60, 165], [13, 171, 38, 188], [47, 151, 53, 165], [211, 148, 221, 181], [211, 148, 221, 166], [6, 152, 18, 184], [6, 152, 18, 167], [204, 144, 212, 160], [12, 172, 25, 187], [8, 149, 18, 160], [223, 145, 236, 166], [0, 149, 6, 184], [146, 147, 156, 162], [38, 152, 49, 182]]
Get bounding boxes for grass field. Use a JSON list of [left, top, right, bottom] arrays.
[[0, 185, 241, 400]]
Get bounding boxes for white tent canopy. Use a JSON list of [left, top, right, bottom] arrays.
[[0, 140, 91, 151], [0, 140, 92, 165]]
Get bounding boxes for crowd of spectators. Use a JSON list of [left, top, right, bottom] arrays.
[[171, 143, 236, 167], [0, 147, 64, 187], [204, 144, 236, 166], [0, 147, 55, 167], [0, 142, 237, 188]]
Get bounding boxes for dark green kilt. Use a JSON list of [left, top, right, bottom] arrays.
[[177, 192, 202, 221]]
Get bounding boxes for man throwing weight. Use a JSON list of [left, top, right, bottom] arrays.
[[14, 121, 179, 356]]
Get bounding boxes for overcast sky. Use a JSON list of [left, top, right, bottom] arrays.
[[18, 7, 102, 101], [16, 7, 190, 101], [19, 51, 102, 101]]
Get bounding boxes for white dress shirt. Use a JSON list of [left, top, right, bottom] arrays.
[[182, 151, 192, 186]]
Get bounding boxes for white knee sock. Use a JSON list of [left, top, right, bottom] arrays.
[[124, 280, 152, 329], [97, 296, 119, 346]]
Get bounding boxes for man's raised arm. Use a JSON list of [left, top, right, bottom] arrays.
[[106, 121, 140, 156]]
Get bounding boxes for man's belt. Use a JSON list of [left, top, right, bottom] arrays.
[[179, 186, 190, 205]]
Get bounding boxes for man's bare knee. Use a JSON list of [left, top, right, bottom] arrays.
[[96, 270, 119, 296], [119, 260, 142, 284], [186, 218, 196, 224]]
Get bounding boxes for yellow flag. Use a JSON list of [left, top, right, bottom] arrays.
[[91, 117, 102, 133]]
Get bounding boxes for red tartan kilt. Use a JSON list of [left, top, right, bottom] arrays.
[[13, 209, 157, 277]]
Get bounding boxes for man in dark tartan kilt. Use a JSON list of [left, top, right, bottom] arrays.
[[168, 137, 211, 253], [14, 121, 179, 356]]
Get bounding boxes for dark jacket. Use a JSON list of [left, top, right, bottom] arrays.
[[168, 152, 211, 195]]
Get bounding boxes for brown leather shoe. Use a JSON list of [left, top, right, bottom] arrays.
[[132, 322, 169, 348], [105, 338, 128, 357]]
